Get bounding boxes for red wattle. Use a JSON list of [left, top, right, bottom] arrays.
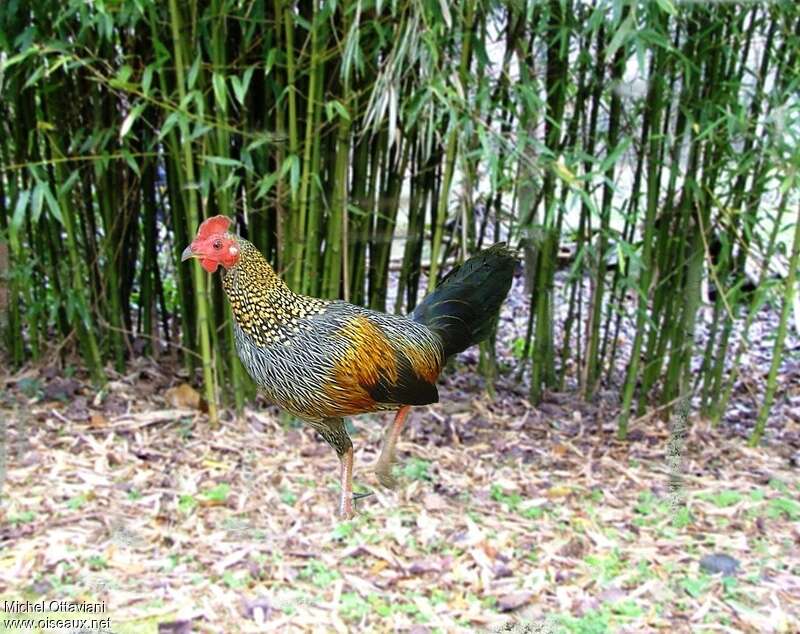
[[201, 258, 219, 273]]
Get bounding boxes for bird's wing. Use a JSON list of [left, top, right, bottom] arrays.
[[321, 313, 440, 412]]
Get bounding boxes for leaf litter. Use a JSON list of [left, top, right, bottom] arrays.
[[0, 358, 798, 633]]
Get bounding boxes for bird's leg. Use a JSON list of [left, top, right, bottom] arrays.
[[375, 405, 411, 489], [337, 445, 355, 519], [320, 417, 366, 519]]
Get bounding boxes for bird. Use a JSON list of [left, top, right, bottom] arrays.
[[182, 214, 516, 519]]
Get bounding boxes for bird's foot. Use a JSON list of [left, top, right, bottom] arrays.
[[338, 508, 355, 520], [338, 490, 372, 519], [338, 497, 355, 520], [375, 460, 399, 490]]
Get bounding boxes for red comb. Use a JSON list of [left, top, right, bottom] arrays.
[[197, 215, 232, 239]]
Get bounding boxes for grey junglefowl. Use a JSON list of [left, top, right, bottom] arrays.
[[183, 215, 515, 518]]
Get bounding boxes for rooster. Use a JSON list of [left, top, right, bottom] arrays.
[[182, 215, 515, 518]]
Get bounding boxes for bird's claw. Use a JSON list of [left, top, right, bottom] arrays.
[[375, 463, 399, 490]]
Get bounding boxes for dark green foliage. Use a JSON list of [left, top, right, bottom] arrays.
[[0, 0, 797, 444]]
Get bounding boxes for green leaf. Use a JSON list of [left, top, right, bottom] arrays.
[[31, 182, 45, 224], [326, 99, 350, 122], [655, 0, 677, 16], [58, 171, 80, 197], [2, 46, 37, 70], [438, 0, 452, 28], [141, 65, 154, 96], [255, 171, 280, 199], [212, 72, 227, 112], [606, 13, 634, 61], [120, 104, 144, 139], [187, 55, 201, 90], [11, 190, 31, 237], [23, 64, 46, 90], [246, 134, 271, 152], [616, 242, 626, 276], [230, 66, 254, 105], [189, 123, 214, 141], [42, 183, 64, 225], [122, 149, 141, 177], [600, 137, 632, 172], [203, 155, 242, 168], [553, 156, 576, 186], [264, 48, 278, 75], [159, 112, 181, 140], [110, 64, 134, 88]]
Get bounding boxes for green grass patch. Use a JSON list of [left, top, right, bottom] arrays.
[[584, 550, 623, 585], [178, 494, 197, 513], [403, 457, 432, 481], [698, 490, 742, 508], [766, 497, 800, 520], [67, 494, 89, 510], [300, 561, 340, 587], [681, 575, 712, 598], [202, 483, 230, 503], [9, 510, 36, 525], [339, 592, 370, 620]]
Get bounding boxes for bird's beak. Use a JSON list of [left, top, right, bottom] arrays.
[[181, 245, 197, 262]]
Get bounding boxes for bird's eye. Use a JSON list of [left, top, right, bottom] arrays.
[[213, 239, 222, 250]]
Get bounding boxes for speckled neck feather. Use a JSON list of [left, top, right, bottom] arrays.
[[221, 238, 327, 346]]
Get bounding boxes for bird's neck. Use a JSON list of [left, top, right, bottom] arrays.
[[221, 240, 327, 345]]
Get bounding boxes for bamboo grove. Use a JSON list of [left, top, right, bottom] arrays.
[[0, 1, 798, 444]]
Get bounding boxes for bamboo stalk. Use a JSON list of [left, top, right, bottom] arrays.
[[750, 202, 800, 446], [168, 0, 219, 424]]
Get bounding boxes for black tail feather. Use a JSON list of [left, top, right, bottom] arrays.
[[412, 243, 516, 358]]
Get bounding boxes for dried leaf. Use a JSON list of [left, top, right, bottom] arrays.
[[165, 383, 205, 411], [496, 591, 534, 612]]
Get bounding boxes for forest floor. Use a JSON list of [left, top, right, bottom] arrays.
[[1, 357, 799, 634]]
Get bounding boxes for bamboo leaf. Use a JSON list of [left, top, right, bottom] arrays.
[[554, 156, 577, 186], [120, 104, 144, 139], [438, 0, 452, 28], [326, 99, 351, 122], [31, 182, 45, 224], [779, 173, 796, 197], [600, 137, 632, 172], [606, 13, 634, 61], [230, 66, 254, 105], [203, 155, 243, 168], [255, 170, 280, 199], [121, 149, 141, 177], [110, 64, 134, 88], [264, 48, 277, 75], [246, 134, 271, 152], [388, 84, 398, 146], [654, 0, 677, 16], [141, 64, 154, 95], [58, 171, 80, 197], [220, 170, 239, 192], [187, 54, 201, 89], [212, 72, 227, 112], [23, 64, 46, 89], [190, 123, 214, 141], [2, 45, 37, 70], [11, 190, 30, 237], [42, 183, 64, 225], [159, 111, 181, 140]]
